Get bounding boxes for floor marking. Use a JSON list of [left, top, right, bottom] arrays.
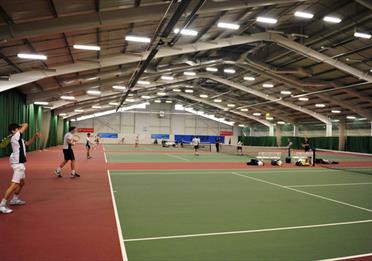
[[104, 150, 108, 163], [318, 252, 372, 261], [165, 153, 190, 161], [124, 219, 372, 242], [231, 172, 372, 213], [288, 182, 372, 188], [109, 171, 232, 176], [107, 170, 128, 261]]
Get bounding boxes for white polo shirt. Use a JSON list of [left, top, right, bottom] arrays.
[[10, 131, 27, 164], [63, 132, 73, 149]]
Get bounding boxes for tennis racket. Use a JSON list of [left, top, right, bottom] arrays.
[[0, 134, 12, 149], [72, 135, 80, 145]]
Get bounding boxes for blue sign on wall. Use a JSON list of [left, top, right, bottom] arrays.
[[98, 132, 118, 138], [151, 134, 170, 139]]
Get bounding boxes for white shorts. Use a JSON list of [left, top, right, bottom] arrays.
[[11, 164, 26, 183]]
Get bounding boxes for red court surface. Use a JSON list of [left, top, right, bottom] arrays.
[[0, 145, 123, 261]]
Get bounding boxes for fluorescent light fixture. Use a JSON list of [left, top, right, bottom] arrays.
[[244, 76, 255, 81], [224, 68, 236, 74], [17, 53, 47, 60], [137, 80, 150, 85], [277, 121, 285, 125], [59, 113, 67, 116], [331, 119, 340, 122], [175, 104, 184, 111], [262, 83, 274, 88], [323, 16, 342, 23], [213, 99, 222, 103], [165, 100, 173, 104], [253, 112, 261, 116], [172, 88, 181, 92], [238, 124, 245, 127], [154, 99, 162, 103], [240, 108, 248, 112], [298, 97, 309, 101], [358, 118, 367, 121], [227, 104, 236, 107], [185, 89, 194, 93], [256, 16, 278, 24], [74, 109, 84, 113], [346, 116, 356, 120], [217, 22, 240, 30], [200, 94, 209, 98], [86, 90, 101, 95], [125, 35, 151, 43], [141, 95, 151, 99], [315, 104, 326, 108], [109, 102, 119, 106], [73, 44, 101, 51], [34, 101, 49, 105], [112, 85, 126, 90], [206, 67, 218, 72], [161, 75, 174, 81], [92, 105, 102, 109], [331, 110, 341, 114], [70, 119, 76, 122], [280, 90, 292, 95], [354, 31, 371, 39], [184, 107, 234, 126], [266, 116, 274, 120], [126, 98, 135, 102], [60, 95, 75, 100], [157, 92, 167, 96], [184, 71, 196, 76], [173, 28, 198, 36], [294, 11, 314, 19]]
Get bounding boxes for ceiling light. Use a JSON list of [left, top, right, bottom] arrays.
[[74, 109, 84, 112], [200, 94, 209, 98], [224, 68, 236, 74], [217, 22, 240, 30], [17, 53, 47, 60], [256, 17, 278, 24], [262, 83, 274, 88], [60, 95, 75, 100], [70, 119, 76, 122], [109, 102, 119, 106], [315, 104, 326, 108], [266, 116, 274, 120], [206, 67, 218, 72], [173, 28, 198, 36], [85, 76, 98, 81], [358, 118, 367, 121], [253, 112, 261, 116], [346, 116, 356, 120], [157, 92, 166, 96], [298, 97, 309, 101], [213, 99, 222, 103], [244, 76, 255, 81], [294, 11, 314, 19], [34, 101, 49, 105], [125, 35, 151, 43], [172, 88, 181, 92], [331, 110, 341, 114], [184, 71, 196, 76], [73, 44, 101, 51], [112, 85, 126, 90], [323, 16, 342, 23], [59, 113, 67, 116], [240, 108, 248, 112], [277, 121, 285, 125], [154, 99, 162, 103], [185, 89, 194, 93], [87, 90, 101, 95], [161, 75, 174, 81], [126, 98, 135, 102], [137, 80, 150, 85], [165, 100, 173, 104], [141, 95, 150, 99], [227, 104, 235, 107], [92, 105, 102, 109], [238, 124, 245, 127], [280, 91, 291, 95], [354, 31, 371, 39]]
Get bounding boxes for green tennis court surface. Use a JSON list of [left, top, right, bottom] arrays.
[[109, 169, 372, 260]]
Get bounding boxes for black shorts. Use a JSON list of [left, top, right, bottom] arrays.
[[86, 143, 91, 149], [63, 149, 75, 161], [194, 145, 199, 150], [237, 146, 242, 150]]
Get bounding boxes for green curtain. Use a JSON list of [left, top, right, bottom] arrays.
[[345, 136, 372, 153], [63, 120, 70, 135], [24, 104, 43, 151], [47, 113, 58, 147], [56, 117, 64, 145], [240, 136, 277, 147], [310, 137, 339, 150]]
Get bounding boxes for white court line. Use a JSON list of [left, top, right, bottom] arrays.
[[231, 172, 372, 213], [109, 171, 232, 176], [107, 170, 128, 261], [318, 252, 372, 261], [165, 153, 190, 161], [288, 182, 372, 188], [124, 219, 372, 242], [104, 150, 108, 163]]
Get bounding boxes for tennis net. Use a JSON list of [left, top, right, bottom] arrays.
[[219, 144, 290, 160], [180, 142, 212, 152], [314, 148, 372, 175]]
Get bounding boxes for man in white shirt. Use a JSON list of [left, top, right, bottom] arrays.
[[192, 136, 200, 156], [237, 140, 243, 156], [54, 126, 80, 178], [86, 133, 94, 159], [134, 135, 139, 148], [0, 123, 40, 214]]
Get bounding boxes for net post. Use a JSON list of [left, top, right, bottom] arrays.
[[312, 148, 316, 166]]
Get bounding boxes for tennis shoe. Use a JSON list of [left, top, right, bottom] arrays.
[[70, 172, 80, 178], [9, 198, 26, 205], [54, 169, 62, 178], [0, 205, 13, 214]]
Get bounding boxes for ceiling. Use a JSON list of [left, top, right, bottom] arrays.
[[0, 0, 371, 128]]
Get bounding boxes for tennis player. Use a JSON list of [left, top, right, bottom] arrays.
[[237, 140, 243, 155], [94, 133, 101, 147], [192, 136, 200, 156], [86, 133, 94, 159], [0, 123, 40, 214], [134, 135, 139, 148], [303, 137, 311, 152], [54, 126, 80, 178]]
